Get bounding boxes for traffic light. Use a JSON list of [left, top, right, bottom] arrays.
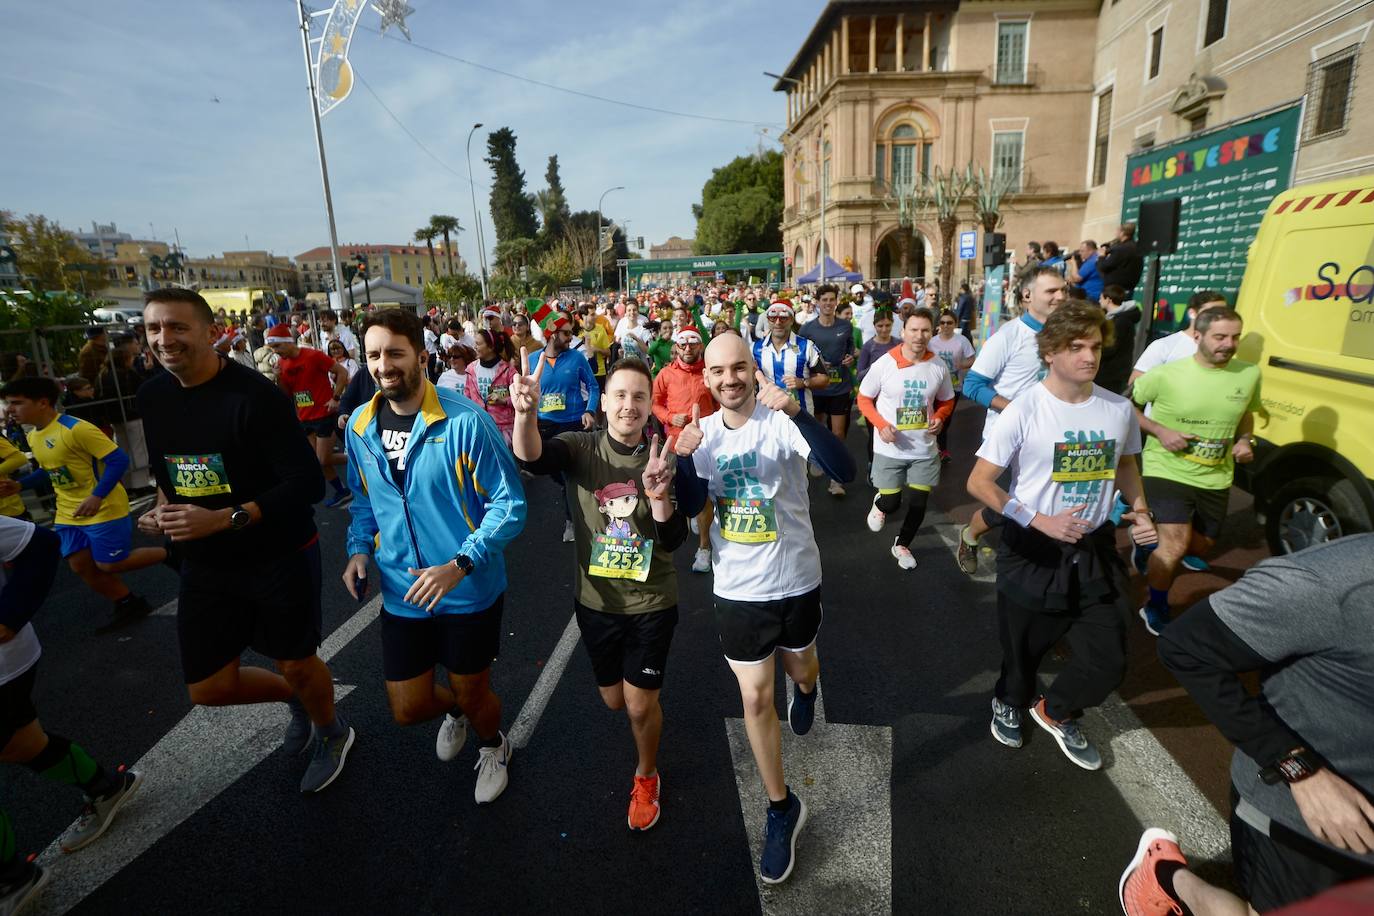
[[983, 232, 1007, 268], [518, 265, 529, 282], [636, 236, 644, 250]]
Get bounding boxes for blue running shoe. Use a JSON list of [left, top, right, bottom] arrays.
[[787, 681, 817, 736], [1180, 555, 1210, 572], [1139, 605, 1171, 637], [760, 790, 808, 884]]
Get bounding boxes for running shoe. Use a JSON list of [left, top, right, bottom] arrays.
[[96, 594, 153, 634], [435, 712, 468, 762], [474, 732, 512, 804], [688, 515, 699, 535], [760, 791, 808, 885], [1139, 605, 1170, 637], [0, 861, 48, 915], [787, 681, 817, 736], [628, 772, 661, 832], [808, 462, 823, 479], [827, 479, 846, 497], [865, 494, 886, 532], [990, 697, 1023, 748], [691, 547, 712, 573], [59, 768, 143, 853], [1179, 555, 1210, 572], [891, 542, 917, 570], [300, 724, 355, 793], [956, 526, 978, 575], [323, 489, 353, 509], [281, 696, 312, 756], [1029, 698, 1101, 771], [562, 521, 575, 543], [1119, 828, 1187, 915]]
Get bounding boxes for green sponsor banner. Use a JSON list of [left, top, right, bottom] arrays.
[[627, 252, 784, 278], [1121, 104, 1301, 335]]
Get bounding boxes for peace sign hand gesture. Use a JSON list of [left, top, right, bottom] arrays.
[[641, 433, 676, 498], [755, 370, 801, 417], [673, 405, 704, 457], [510, 346, 545, 416]]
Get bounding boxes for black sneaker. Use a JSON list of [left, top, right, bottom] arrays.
[[0, 860, 49, 915], [956, 526, 978, 575], [281, 696, 312, 756], [787, 681, 817, 736], [760, 790, 808, 884], [96, 595, 153, 634]]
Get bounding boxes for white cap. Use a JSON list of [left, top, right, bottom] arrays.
[[850, 283, 866, 295]]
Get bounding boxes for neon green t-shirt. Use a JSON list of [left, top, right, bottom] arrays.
[[1132, 356, 1261, 490]]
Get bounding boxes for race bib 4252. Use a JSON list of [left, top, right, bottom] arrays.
[[165, 453, 232, 497], [588, 534, 652, 582]]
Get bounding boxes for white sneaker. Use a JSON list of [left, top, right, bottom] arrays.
[[562, 521, 575, 543], [866, 495, 886, 532], [827, 479, 845, 497], [436, 712, 467, 762], [808, 462, 823, 478], [891, 542, 917, 570], [688, 516, 699, 535], [474, 732, 512, 804], [692, 547, 712, 573]]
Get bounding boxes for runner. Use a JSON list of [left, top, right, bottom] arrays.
[[1131, 306, 1259, 636], [926, 308, 976, 462], [673, 333, 856, 884], [0, 437, 30, 520], [342, 308, 525, 805], [967, 302, 1156, 771], [856, 307, 955, 569], [957, 266, 1068, 574], [799, 283, 858, 497], [1127, 290, 1228, 387], [528, 304, 600, 543], [752, 300, 827, 424], [264, 323, 352, 509], [137, 287, 354, 793], [464, 330, 517, 445], [651, 325, 718, 574], [0, 376, 165, 633], [512, 353, 705, 830], [856, 306, 897, 475]]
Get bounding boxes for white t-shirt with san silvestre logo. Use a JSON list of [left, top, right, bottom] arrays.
[[976, 383, 1142, 531], [859, 349, 954, 461], [968, 314, 1046, 440], [690, 402, 821, 602], [0, 517, 42, 686]]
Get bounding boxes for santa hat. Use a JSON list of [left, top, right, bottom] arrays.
[[901, 278, 916, 301], [265, 324, 293, 342], [673, 326, 702, 345], [766, 300, 795, 319]]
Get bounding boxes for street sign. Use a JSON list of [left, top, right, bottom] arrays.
[[959, 230, 977, 260]]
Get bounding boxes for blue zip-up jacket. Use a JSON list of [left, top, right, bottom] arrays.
[[345, 382, 526, 618], [532, 348, 600, 423]]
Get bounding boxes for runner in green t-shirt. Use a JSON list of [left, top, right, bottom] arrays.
[[1131, 307, 1260, 636]]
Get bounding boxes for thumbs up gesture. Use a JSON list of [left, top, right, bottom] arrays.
[[755, 370, 801, 417], [673, 404, 704, 457]]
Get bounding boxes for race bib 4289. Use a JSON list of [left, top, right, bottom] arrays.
[[165, 454, 232, 497]]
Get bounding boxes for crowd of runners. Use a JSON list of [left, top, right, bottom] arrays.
[[1, 255, 1370, 913]]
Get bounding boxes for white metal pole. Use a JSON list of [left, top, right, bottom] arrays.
[[297, 0, 345, 310], [466, 123, 489, 302]]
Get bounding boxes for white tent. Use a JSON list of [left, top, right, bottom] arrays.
[[329, 278, 423, 311]]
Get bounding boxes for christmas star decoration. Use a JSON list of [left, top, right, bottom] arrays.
[[371, 0, 415, 40]]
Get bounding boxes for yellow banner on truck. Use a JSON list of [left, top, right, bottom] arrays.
[[199, 288, 281, 315]]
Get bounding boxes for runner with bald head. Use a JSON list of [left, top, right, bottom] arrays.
[[674, 332, 855, 885]]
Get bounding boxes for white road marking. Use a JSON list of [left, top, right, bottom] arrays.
[[507, 613, 580, 750]]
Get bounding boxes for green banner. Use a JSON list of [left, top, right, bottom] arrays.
[[627, 252, 783, 278], [1121, 104, 1301, 334]]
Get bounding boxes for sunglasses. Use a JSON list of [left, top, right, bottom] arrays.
[[939, 320, 955, 326]]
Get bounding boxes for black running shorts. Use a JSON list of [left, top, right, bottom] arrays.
[[812, 393, 853, 417], [1144, 476, 1229, 539], [380, 595, 504, 682], [176, 539, 324, 685], [713, 586, 824, 665], [574, 602, 678, 691], [0, 666, 38, 749]]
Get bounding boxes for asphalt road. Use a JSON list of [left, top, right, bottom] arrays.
[[8, 399, 1267, 914]]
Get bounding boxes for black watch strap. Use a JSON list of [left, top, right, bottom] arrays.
[[452, 554, 474, 574], [1261, 747, 1321, 785]]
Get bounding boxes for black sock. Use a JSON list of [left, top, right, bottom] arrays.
[[768, 791, 792, 812], [478, 733, 502, 748], [897, 489, 930, 545], [26, 734, 120, 799]]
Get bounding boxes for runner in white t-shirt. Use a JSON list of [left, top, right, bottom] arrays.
[[927, 308, 977, 463], [673, 333, 855, 887], [1128, 290, 1229, 387], [967, 302, 1157, 772], [752, 301, 826, 417], [856, 308, 955, 570]]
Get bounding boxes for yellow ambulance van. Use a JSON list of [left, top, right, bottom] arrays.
[[1234, 175, 1374, 554]]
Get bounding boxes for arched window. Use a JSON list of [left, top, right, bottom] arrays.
[[874, 113, 936, 192]]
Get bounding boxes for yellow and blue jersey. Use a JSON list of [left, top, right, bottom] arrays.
[[0, 438, 28, 517], [26, 415, 130, 526]]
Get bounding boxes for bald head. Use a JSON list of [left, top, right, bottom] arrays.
[[703, 332, 756, 412], [704, 331, 753, 371]]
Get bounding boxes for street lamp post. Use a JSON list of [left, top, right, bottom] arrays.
[[466, 123, 490, 303], [596, 186, 624, 293]]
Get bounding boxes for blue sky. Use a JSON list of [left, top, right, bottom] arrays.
[[3, 0, 813, 265]]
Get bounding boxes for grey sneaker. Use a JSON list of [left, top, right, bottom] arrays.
[[59, 768, 143, 853], [1029, 698, 1102, 771], [282, 697, 312, 756], [473, 732, 512, 804], [0, 861, 49, 915], [990, 697, 1023, 748], [956, 527, 979, 575], [436, 712, 468, 762], [300, 724, 356, 793]]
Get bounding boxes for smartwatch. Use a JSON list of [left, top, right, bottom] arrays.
[[228, 506, 252, 531], [1260, 747, 1322, 785], [452, 554, 474, 575]]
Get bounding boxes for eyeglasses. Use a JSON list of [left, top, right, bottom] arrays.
[[767, 315, 791, 322], [939, 320, 955, 326]]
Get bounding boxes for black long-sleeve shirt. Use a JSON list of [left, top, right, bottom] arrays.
[[137, 358, 325, 562]]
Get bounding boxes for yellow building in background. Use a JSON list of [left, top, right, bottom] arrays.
[[294, 243, 465, 294]]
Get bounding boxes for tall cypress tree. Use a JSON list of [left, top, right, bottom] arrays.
[[541, 155, 570, 241], [484, 127, 539, 244]]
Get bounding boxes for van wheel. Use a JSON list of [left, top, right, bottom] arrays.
[[1265, 477, 1372, 555]]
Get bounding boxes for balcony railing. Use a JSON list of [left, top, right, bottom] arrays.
[[988, 62, 1042, 87]]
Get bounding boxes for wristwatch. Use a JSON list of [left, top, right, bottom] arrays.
[[228, 506, 251, 531], [1260, 746, 1322, 785], [452, 554, 474, 575]]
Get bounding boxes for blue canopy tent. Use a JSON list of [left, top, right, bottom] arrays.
[[796, 257, 862, 285]]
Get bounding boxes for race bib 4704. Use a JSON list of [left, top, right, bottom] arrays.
[[165, 453, 232, 497]]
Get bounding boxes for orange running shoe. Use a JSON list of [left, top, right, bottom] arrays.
[[1119, 828, 1187, 915], [628, 772, 661, 832]]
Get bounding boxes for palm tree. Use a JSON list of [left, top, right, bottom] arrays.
[[891, 165, 975, 305], [414, 225, 439, 278], [429, 215, 462, 276]]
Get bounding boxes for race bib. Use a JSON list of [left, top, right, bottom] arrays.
[[1051, 440, 1117, 482], [718, 497, 778, 543], [294, 390, 314, 409], [488, 384, 509, 403], [1181, 436, 1230, 467], [165, 453, 232, 497], [539, 392, 566, 414], [895, 405, 928, 431], [826, 366, 844, 385], [588, 534, 652, 582], [48, 465, 76, 488]]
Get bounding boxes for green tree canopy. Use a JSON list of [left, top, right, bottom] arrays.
[[537, 155, 571, 242], [485, 127, 539, 245], [3, 212, 112, 295], [691, 151, 783, 254]]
